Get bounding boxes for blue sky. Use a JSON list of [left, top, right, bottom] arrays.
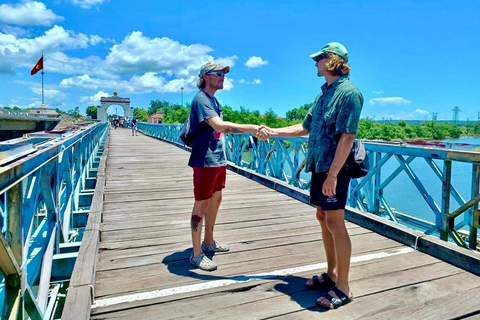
[[1, 0, 479, 121]]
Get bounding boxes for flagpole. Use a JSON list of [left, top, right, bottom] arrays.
[[41, 53, 44, 105]]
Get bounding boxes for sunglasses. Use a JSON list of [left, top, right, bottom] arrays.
[[206, 71, 226, 77], [315, 53, 329, 62]]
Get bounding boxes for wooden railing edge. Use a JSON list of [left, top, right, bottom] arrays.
[[61, 130, 110, 320], [227, 162, 480, 277]]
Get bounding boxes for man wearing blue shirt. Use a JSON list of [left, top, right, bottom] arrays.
[[260, 42, 363, 309], [187, 61, 262, 271]]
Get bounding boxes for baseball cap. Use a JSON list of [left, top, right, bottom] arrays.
[[309, 42, 349, 62], [197, 61, 230, 88]]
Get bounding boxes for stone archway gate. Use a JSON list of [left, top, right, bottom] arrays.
[[98, 93, 133, 122]]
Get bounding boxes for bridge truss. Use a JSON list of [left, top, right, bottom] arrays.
[[0, 123, 108, 319]]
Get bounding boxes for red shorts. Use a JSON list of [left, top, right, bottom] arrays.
[[193, 166, 227, 201]]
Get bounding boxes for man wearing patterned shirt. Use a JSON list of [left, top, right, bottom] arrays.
[[260, 42, 363, 310]]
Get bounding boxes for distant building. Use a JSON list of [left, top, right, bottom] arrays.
[[29, 104, 60, 118], [148, 112, 165, 124]]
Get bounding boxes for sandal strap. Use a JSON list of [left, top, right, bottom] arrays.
[[320, 272, 335, 287], [331, 286, 352, 304], [311, 275, 320, 286]]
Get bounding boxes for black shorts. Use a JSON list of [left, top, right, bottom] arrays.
[[310, 169, 351, 210]]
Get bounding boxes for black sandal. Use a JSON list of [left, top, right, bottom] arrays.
[[317, 286, 353, 309], [305, 272, 335, 289]]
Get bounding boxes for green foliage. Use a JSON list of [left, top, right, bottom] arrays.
[[148, 99, 171, 115], [55, 108, 66, 115], [163, 103, 190, 123], [85, 106, 97, 119], [356, 119, 469, 141], [286, 103, 312, 121], [133, 108, 148, 121], [67, 106, 82, 118], [144, 96, 473, 141]]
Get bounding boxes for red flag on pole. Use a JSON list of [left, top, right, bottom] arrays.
[[31, 56, 43, 75]]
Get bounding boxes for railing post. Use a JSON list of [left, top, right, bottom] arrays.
[[470, 163, 479, 249], [440, 160, 452, 241], [373, 152, 382, 214], [6, 183, 24, 317]]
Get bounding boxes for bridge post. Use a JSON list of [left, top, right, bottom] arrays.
[[5, 183, 24, 317], [470, 164, 480, 249], [440, 161, 452, 241]]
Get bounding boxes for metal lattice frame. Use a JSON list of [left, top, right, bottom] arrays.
[[0, 123, 108, 319]]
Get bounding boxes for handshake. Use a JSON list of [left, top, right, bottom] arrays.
[[253, 125, 274, 141]]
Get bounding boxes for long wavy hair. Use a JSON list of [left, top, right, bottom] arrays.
[[325, 53, 351, 76]]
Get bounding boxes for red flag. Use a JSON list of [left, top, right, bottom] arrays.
[[31, 56, 43, 75]]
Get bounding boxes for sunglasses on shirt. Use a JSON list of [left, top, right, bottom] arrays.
[[206, 71, 226, 77]]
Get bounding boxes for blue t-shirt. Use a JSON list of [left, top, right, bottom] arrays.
[[188, 91, 227, 168]]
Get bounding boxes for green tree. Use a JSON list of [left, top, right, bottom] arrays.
[[286, 103, 312, 121], [85, 106, 97, 119], [148, 99, 171, 115], [133, 108, 148, 121], [67, 106, 82, 118]]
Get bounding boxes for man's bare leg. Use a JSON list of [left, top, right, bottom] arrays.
[[305, 206, 338, 287], [317, 209, 352, 306], [191, 198, 210, 258], [203, 190, 222, 246]]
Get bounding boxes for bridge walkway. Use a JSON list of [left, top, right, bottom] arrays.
[[89, 128, 480, 320]]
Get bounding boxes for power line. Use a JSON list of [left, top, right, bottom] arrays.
[[452, 106, 461, 125]]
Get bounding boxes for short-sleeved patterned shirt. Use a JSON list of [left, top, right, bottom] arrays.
[[302, 76, 363, 173], [188, 91, 227, 168]]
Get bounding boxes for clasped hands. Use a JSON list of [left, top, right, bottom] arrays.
[[254, 125, 273, 141]]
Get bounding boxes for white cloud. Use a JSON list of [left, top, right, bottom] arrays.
[[62, 31, 237, 93], [217, 55, 238, 69], [0, 25, 105, 75], [372, 90, 383, 94], [414, 109, 430, 117], [105, 31, 214, 76], [0, 25, 32, 37], [237, 78, 261, 85], [368, 97, 411, 105], [71, 0, 110, 9], [60, 72, 234, 94], [3, 28, 235, 95], [378, 109, 430, 120], [245, 56, 268, 68], [79, 90, 110, 105], [0, 2, 63, 26]]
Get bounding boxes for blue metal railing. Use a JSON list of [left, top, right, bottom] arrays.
[[0, 122, 108, 319], [138, 122, 479, 251]]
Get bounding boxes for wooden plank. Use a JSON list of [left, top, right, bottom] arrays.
[[61, 285, 92, 320], [85, 129, 480, 319], [62, 132, 109, 319]]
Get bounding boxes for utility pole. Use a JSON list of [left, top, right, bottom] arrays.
[[181, 87, 184, 106], [452, 106, 461, 125]]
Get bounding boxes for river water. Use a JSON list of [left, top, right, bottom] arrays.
[[383, 137, 480, 224], [280, 137, 480, 224]]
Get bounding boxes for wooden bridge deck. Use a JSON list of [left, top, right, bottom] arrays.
[[88, 128, 480, 320]]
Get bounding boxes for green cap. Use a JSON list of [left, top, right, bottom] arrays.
[[309, 42, 349, 62]]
